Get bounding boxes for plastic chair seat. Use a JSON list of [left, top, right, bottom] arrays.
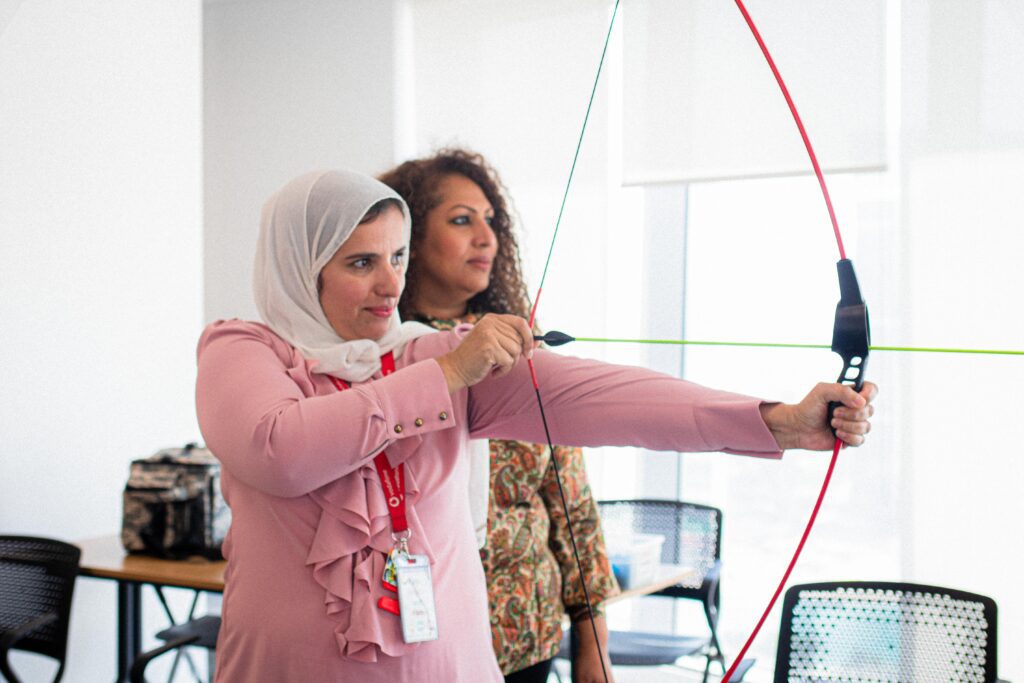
[[606, 631, 708, 666], [557, 629, 707, 667]]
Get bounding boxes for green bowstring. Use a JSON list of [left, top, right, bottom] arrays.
[[572, 337, 1024, 356]]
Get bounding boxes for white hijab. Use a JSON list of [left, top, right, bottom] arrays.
[[253, 169, 435, 382]]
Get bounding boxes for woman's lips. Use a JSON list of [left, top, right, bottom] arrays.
[[468, 258, 492, 271], [365, 306, 394, 318]]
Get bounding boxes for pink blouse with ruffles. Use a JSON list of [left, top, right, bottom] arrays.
[[195, 320, 782, 682]]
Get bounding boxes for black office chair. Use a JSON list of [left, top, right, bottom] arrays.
[[734, 581, 1005, 682], [0, 536, 81, 683], [576, 499, 728, 682], [129, 614, 221, 683]]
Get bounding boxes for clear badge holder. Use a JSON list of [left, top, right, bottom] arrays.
[[394, 552, 438, 643]]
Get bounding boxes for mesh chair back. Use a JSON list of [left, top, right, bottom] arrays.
[[597, 499, 721, 592], [0, 536, 81, 662], [776, 582, 998, 683]]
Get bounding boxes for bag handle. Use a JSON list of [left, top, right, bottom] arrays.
[[155, 442, 198, 463]]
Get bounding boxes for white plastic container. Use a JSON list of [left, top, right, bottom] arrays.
[[605, 532, 665, 589]]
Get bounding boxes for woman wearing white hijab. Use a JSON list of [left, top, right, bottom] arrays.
[[196, 169, 876, 681]]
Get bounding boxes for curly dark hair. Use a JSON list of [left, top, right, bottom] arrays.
[[378, 148, 532, 322]]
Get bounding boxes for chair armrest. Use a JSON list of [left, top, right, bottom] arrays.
[[702, 559, 722, 607], [128, 633, 200, 683], [702, 559, 722, 587], [1, 612, 59, 683], [0, 611, 58, 652]]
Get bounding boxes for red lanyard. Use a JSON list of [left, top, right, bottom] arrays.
[[328, 351, 407, 534]]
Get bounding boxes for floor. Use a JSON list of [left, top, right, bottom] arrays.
[[549, 656, 768, 682]]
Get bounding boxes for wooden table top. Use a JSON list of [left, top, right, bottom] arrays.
[[605, 564, 697, 605], [75, 535, 226, 592]]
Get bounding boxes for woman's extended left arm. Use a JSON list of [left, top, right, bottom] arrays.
[[466, 348, 782, 457], [466, 344, 875, 456]]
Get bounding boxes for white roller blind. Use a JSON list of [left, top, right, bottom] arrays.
[[622, 0, 886, 184], [410, 0, 617, 333]]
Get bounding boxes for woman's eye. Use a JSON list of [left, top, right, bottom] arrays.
[[451, 215, 471, 226], [351, 258, 370, 269], [391, 253, 405, 267], [485, 215, 494, 226]]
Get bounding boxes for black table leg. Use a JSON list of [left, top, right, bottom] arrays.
[[116, 581, 142, 683]]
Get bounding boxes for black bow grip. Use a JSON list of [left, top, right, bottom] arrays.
[[829, 259, 871, 438]]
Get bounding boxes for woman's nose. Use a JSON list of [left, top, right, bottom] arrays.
[[375, 263, 403, 297], [473, 218, 496, 246]]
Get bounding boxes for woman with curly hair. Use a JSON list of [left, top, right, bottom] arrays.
[[379, 149, 619, 683]]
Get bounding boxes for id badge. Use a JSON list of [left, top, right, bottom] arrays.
[[394, 553, 438, 643]]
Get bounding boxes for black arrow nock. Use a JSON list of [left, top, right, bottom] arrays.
[[534, 330, 576, 347]]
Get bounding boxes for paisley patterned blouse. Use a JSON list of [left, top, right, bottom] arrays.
[[419, 312, 619, 674]]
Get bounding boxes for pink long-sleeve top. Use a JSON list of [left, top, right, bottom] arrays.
[[195, 320, 782, 682]]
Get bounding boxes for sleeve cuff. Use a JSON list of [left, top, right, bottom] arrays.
[[569, 603, 606, 623], [364, 359, 457, 466], [695, 399, 783, 459]]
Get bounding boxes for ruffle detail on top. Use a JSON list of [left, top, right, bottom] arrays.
[[305, 460, 435, 662]]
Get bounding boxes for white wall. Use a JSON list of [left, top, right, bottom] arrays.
[[203, 0, 407, 323], [0, 1, 203, 679], [410, 0, 615, 322]]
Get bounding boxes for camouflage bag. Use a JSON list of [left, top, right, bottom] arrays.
[[121, 443, 230, 559]]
